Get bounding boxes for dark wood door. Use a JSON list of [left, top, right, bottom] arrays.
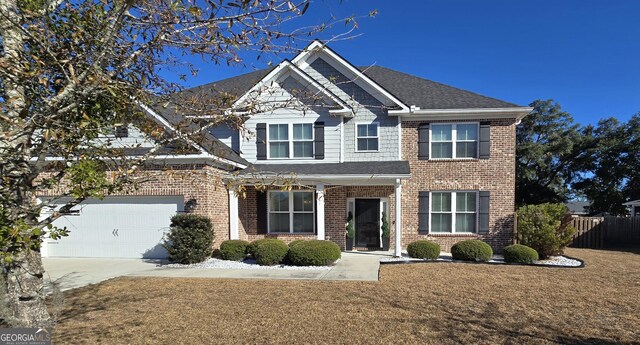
[[355, 199, 380, 248]]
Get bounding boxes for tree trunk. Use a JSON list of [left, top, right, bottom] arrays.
[[3, 250, 51, 327]]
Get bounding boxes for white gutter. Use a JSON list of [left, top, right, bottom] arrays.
[[389, 107, 533, 123]]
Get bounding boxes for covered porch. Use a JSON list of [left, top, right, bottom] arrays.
[[226, 161, 410, 256]]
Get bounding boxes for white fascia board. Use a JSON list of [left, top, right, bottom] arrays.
[[134, 102, 247, 169], [291, 41, 410, 111], [228, 174, 411, 186], [394, 107, 533, 121], [231, 60, 351, 114], [32, 153, 243, 167], [623, 200, 640, 206]]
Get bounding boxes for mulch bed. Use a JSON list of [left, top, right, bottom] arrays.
[[50, 248, 640, 344]]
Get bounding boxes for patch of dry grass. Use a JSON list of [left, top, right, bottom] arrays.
[[52, 248, 640, 344]]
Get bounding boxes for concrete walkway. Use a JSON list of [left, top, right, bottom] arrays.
[[43, 252, 384, 291]]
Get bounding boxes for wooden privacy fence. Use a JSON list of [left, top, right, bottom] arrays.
[[570, 216, 640, 249]]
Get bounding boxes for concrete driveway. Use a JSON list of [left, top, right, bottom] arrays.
[[42, 252, 382, 292], [42, 258, 164, 292]]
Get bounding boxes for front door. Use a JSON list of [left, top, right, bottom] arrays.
[[355, 199, 380, 248]]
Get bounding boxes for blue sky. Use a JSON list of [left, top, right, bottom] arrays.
[[178, 0, 640, 126]]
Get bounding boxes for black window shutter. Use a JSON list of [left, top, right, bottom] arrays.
[[418, 191, 430, 234], [114, 125, 129, 138], [418, 123, 430, 160], [478, 191, 490, 233], [256, 191, 268, 234], [479, 122, 490, 159], [314, 122, 325, 160], [256, 123, 267, 160]]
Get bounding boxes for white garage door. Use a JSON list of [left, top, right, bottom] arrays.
[[44, 196, 183, 259]]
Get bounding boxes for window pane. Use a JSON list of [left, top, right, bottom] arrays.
[[431, 213, 452, 232], [269, 142, 289, 158], [269, 124, 288, 140], [293, 124, 312, 140], [293, 142, 313, 158], [293, 192, 314, 212], [456, 124, 478, 141], [432, 192, 452, 212], [456, 142, 477, 158], [456, 214, 476, 233], [293, 213, 314, 233], [357, 138, 378, 151], [357, 124, 367, 137], [269, 213, 290, 232], [431, 142, 452, 158], [269, 192, 289, 212], [432, 125, 452, 141], [456, 192, 476, 212], [367, 123, 378, 136]]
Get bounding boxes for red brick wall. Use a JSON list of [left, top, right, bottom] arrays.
[[401, 119, 517, 252], [38, 165, 230, 248]]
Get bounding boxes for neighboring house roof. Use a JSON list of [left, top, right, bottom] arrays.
[[623, 199, 640, 206], [566, 201, 590, 215], [240, 161, 411, 177]]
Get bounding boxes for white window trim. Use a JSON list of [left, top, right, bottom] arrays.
[[355, 121, 380, 153], [428, 191, 479, 234], [267, 190, 315, 234], [266, 123, 315, 160], [429, 122, 479, 160]]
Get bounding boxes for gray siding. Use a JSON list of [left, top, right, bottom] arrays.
[[96, 125, 156, 148], [304, 58, 399, 161], [209, 123, 239, 153]]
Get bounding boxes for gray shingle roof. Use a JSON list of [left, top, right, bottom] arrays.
[[241, 161, 410, 177], [164, 65, 520, 111], [359, 65, 520, 109]]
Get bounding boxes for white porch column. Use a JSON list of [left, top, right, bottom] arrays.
[[394, 179, 402, 257], [228, 190, 239, 240], [316, 184, 325, 240]]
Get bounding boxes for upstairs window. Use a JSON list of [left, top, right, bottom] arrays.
[[268, 123, 314, 159], [356, 123, 379, 152], [269, 124, 289, 158], [431, 123, 478, 159], [293, 124, 313, 158]]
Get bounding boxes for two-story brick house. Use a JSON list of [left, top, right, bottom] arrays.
[[41, 40, 530, 259]]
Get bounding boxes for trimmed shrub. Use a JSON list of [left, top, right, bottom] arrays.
[[219, 240, 250, 261], [451, 240, 493, 262], [253, 239, 289, 266], [517, 203, 576, 259], [163, 214, 213, 264], [287, 240, 341, 266], [503, 244, 539, 264], [247, 238, 279, 257], [407, 240, 441, 260], [288, 240, 306, 248]]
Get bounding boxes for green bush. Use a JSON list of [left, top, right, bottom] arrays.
[[451, 240, 493, 262], [247, 238, 279, 257], [516, 203, 576, 259], [503, 244, 539, 264], [407, 240, 441, 260], [163, 214, 213, 264], [381, 212, 390, 239], [346, 212, 354, 239], [219, 240, 250, 261], [288, 240, 306, 248], [253, 239, 289, 266], [287, 240, 341, 266]]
